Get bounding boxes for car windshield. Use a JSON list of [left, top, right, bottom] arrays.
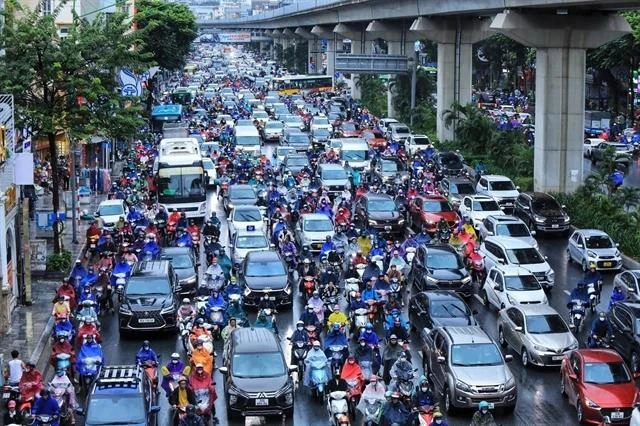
[[584, 362, 631, 384], [266, 122, 282, 130], [245, 260, 285, 277], [236, 136, 260, 146], [322, 169, 346, 180], [424, 201, 452, 213], [394, 126, 410, 134], [449, 182, 475, 195], [426, 252, 462, 269], [451, 343, 503, 367], [313, 129, 330, 138], [287, 157, 309, 166], [202, 161, 214, 170], [440, 154, 462, 168], [231, 188, 256, 199], [473, 200, 501, 211], [127, 277, 171, 296], [496, 223, 530, 237], [526, 314, 568, 334], [303, 218, 333, 232], [232, 352, 286, 378], [286, 117, 303, 125], [381, 161, 398, 172], [430, 300, 470, 318], [368, 199, 398, 212], [505, 248, 545, 264], [489, 180, 516, 191], [289, 134, 309, 144], [341, 150, 368, 161], [236, 235, 268, 249], [86, 395, 146, 425], [341, 122, 356, 131], [167, 254, 193, 269], [234, 209, 262, 222], [532, 197, 560, 211], [585, 235, 614, 249], [314, 118, 329, 125], [505, 275, 542, 291], [98, 204, 124, 216]]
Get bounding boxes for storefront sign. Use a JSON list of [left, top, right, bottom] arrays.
[[30, 240, 47, 272]]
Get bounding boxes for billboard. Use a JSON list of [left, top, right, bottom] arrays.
[[214, 32, 252, 43]]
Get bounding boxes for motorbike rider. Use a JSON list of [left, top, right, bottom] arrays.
[[470, 401, 495, 426], [380, 392, 411, 426], [169, 377, 197, 412], [324, 323, 349, 359], [308, 291, 326, 322], [226, 295, 247, 324], [52, 296, 71, 320], [207, 289, 226, 312], [382, 335, 408, 384], [327, 304, 349, 330], [31, 390, 60, 426], [20, 362, 44, 402], [326, 370, 349, 393], [362, 260, 381, 285], [204, 258, 224, 288], [567, 281, 590, 310], [155, 205, 168, 222], [178, 298, 196, 321], [388, 250, 408, 275], [179, 405, 204, 426], [55, 279, 77, 311], [4, 399, 25, 425], [136, 340, 159, 366], [161, 353, 187, 398], [208, 212, 221, 229], [190, 339, 214, 377], [610, 284, 626, 309], [386, 317, 409, 341], [189, 364, 218, 424], [320, 235, 336, 260], [389, 352, 413, 389], [75, 317, 101, 346], [356, 375, 386, 418], [50, 334, 76, 376], [583, 262, 603, 293], [76, 334, 104, 375], [412, 375, 436, 409], [69, 260, 87, 283], [300, 304, 322, 328], [122, 248, 138, 264], [385, 308, 409, 332], [588, 311, 614, 348], [429, 412, 448, 426], [202, 220, 218, 237], [349, 292, 367, 313], [221, 317, 238, 342], [253, 310, 276, 334], [168, 209, 181, 225], [142, 234, 161, 259], [49, 368, 77, 421], [96, 252, 113, 272], [303, 340, 330, 388], [289, 320, 310, 359]]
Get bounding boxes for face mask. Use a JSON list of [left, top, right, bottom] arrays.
[[360, 342, 366, 347], [435, 420, 443, 425], [481, 409, 488, 414], [313, 347, 320, 351], [172, 359, 178, 363], [59, 339, 64, 343], [297, 327, 303, 331], [421, 387, 428, 392], [348, 360, 355, 364], [390, 341, 397, 346]]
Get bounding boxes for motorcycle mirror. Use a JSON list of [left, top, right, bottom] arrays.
[[505, 354, 514, 362], [436, 356, 445, 364], [149, 406, 161, 414], [218, 367, 228, 374]]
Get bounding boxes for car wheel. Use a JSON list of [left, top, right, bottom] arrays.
[[567, 249, 572, 263], [560, 374, 567, 398], [521, 348, 530, 368], [498, 327, 507, 347], [482, 290, 490, 308], [576, 401, 584, 423], [443, 387, 455, 415]]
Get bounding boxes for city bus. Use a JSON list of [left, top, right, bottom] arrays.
[[153, 138, 207, 219], [151, 104, 183, 133], [272, 75, 333, 96]]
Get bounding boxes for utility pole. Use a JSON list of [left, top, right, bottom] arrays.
[[410, 41, 421, 127], [69, 135, 78, 245]]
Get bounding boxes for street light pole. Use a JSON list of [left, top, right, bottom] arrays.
[[69, 139, 78, 245], [410, 41, 420, 127]]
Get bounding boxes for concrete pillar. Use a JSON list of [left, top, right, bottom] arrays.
[[259, 41, 269, 54], [490, 11, 630, 193], [386, 41, 403, 117], [334, 24, 365, 99], [307, 38, 322, 74]]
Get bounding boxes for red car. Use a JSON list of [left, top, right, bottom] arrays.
[[362, 129, 387, 149], [338, 121, 361, 138], [407, 195, 459, 234], [560, 349, 640, 425]]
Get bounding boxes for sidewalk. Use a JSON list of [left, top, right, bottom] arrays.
[[0, 161, 125, 375]]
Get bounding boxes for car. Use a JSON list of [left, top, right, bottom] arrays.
[[281, 154, 310, 175], [584, 138, 605, 158], [160, 247, 198, 296], [310, 115, 332, 131], [514, 192, 571, 233], [498, 304, 577, 367], [480, 236, 554, 290], [410, 244, 472, 297], [369, 157, 409, 184], [405, 134, 431, 156], [219, 327, 295, 419], [118, 260, 178, 333], [560, 349, 638, 424], [386, 123, 411, 142], [613, 270, 640, 302], [567, 229, 622, 272], [420, 326, 517, 414], [201, 141, 221, 158], [275, 146, 296, 167], [310, 128, 331, 149], [361, 128, 387, 149], [223, 184, 258, 215], [238, 250, 292, 308], [354, 192, 405, 236], [78, 365, 160, 426], [231, 227, 271, 267], [607, 302, 640, 375], [438, 177, 476, 206], [283, 115, 305, 131], [262, 120, 284, 142], [408, 291, 478, 332], [482, 265, 548, 310], [458, 195, 505, 227], [95, 199, 128, 231], [590, 141, 632, 165], [476, 175, 520, 213], [477, 215, 537, 249], [318, 164, 350, 196], [228, 205, 265, 240], [295, 213, 335, 253], [325, 138, 343, 154], [379, 117, 399, 131], [285, 130, 310, 153], [202, 158, 217, 189], [252, 110, 269, 124], [432, 151, 466, 177], [407, 195, 459, 234]]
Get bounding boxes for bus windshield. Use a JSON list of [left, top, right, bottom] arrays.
[[157, 166, 205, 203]]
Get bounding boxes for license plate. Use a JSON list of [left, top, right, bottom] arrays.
[[255, 398, 269, 406], [604, 262, 612, 267], [487, 403, 495, 409], [611, 412, 624, 420], [269, 296, 276, 300], [2, 393, 10, 399], [138, 318, 155, 323], [552, 224, 559, 228], [552, 356, 564, 361], [384, 226, 392, 231]]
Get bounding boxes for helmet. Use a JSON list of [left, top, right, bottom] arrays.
[[296, 320, 304, 327], [332, 322, 341, 331], [479, 400, 490, 410], [303, 258, 311, 264], [365, 323, 373, 330], [171, 352, 180, 359], [589, 262, 597, 270], [182, 298, 191, 304], [433, 412, 443, 419]]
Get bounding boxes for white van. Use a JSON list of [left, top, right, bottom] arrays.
[[234, 125, 261, 157], [339, 138, 370, 171]]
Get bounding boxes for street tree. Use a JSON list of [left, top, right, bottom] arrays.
[[0, 3, 149, 254]]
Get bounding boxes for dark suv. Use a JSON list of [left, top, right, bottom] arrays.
[[608, 302, 640, 374], [354, 192, 405, 236], [410, 244, 472, 297], [514, 192, 570, 233], [78, 365, 160, 426], [118, 260, 178, 333], [238, 251, 292, 308], [220, 327, 295, 419]]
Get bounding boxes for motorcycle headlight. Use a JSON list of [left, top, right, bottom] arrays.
[[455, 380, 472, 392], [461, 276, 472, 284], [283, 391, 294, 405]]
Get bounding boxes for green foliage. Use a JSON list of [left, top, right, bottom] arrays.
[[357, 76, 387, 118], [283, 46, 295, 71], [474, 34, 533, 90], [391, 69, 436, 123], [294, 41, 308, 74], [46, 251, 72, 273], [442, 103, 496, 154], [274, 44, 284, 63], [134, 0, 197, 71]]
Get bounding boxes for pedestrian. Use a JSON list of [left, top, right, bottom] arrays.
[[4, 350, 24, 385]]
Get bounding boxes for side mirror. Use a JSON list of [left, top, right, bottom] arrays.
[[522, 205, 530, 210], [94, 212, 100, 217], [497, 258, 505, 265], [514, 326, 523, 333], [218, 366, 228, 374], [494, 285, 503, 292], [516, 186, 521, 191], [616, 243, 620, 247], [530, 230, 536, 236], [561, 204, 567, 209], [634, 372, 640, 380], [149, 405, 161, 414], [577, 244, 584, 249], [436, 356, 445, 364], [505, 354, 514, 362]]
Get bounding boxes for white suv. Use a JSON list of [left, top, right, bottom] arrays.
[[482, 265, 548, 310], [480, 236, 554, 290], [458, 195, 505, 227], [476, 175, 520, 212]]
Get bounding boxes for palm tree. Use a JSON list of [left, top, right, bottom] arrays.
[[614, 187, 640, 212], [584, 171, 611, 197], [442, 103, 495, 154]]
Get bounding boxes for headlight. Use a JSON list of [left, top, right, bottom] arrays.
[[546, 270, 554, 280], [243, 287, 252, 296], [160, 306, 174, 315], [228, 394, 238, 405], [199, 203, 206, 213], [284, 391, 294, 405], [534, 215, 545, 223], [368, 219, 378, 225], [228, 203, 235, 209], [462, 276, 472, 284], [119, 305, 132, 315], [505, 376, 516, 390], [283, 286, 291, 294], [587, 250, 597, 259], [615, 250, 621, 257], [542, 295, 548, 304], [569, 341, 579, 350], [507, 294, 516, 305], [564, 216, 570, 223], [533, 344, 549, 352], [398, 219, 405, 225], [585, 398, 600, 408], [426, 276, 438, 283], [455, 380, 472, 392], [184, 276, 197, 285]]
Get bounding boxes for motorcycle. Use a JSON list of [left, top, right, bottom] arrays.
[[569, 299, 588, 332], [352, 308, 369, 341], [50, 382, 74, 426], [328, 345, 347, 377], [28, 414, 59, 426], [140, 359, 159, 392], [466, 250, 486, 283], [417, 405, 440, 426], [178, 316, 194, 352], [345, 378, 363, 419], [344, 278, 361, 305], [327, 391, 350, 426], [208, 306, 226, 341], [190, 231, 201, 258], [308, 359, 329, 400], [288, 339, 309, 390], [302, 276, 317, 303], [55, 353, 72, 374], [586, 280, 602, 313], [404, 247, 417, 264], [78, 356, 102, 394], [362, 397, 383, 426], [392, 368, 416, 401]]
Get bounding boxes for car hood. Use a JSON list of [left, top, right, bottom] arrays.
[[424, 211, 459, 222], [232, 374, 289, 394], [488, 190, 519, 199], [369, 210, 402, 221], [175, 268, 196, 281], [510, 289, 546, 304], [341, 130, 360, 137], [433, 316, 476, 328], [583, 382, 638, 408], [126, 295, 171, 310], [430, 268, 466, 280], [322, 179, 349, 186], [527, 332, 575, 351], [232, 220, 264, 231], [230, 198, 257, 207], [588, 247, 619, 257], [244, 274, 288, 290], [455, 365, 509, 386], [303, 230, 335, 241], [100, 214, 121, 225], [534, 208, 565, 218]]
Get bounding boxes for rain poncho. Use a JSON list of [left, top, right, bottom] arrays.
[[356, 382, 386, 416], [324, 330, 348, 350], [161, 360, 187, 396], [303, 348, 330, 387]]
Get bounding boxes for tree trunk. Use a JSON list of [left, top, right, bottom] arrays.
[[48, 131, 61, 254]]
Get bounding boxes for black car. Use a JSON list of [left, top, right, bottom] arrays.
[[439, 176, 476, 206], [118, 260, 178, 333], [410, 244, 472, 297], [161, 247, 198, 295], [223, 184, 258, 215], [280, 154, 310, 175], [310, 128, 331, 149], [408, 290, 478, 332], [78, 365, 160, 426], [433, 151, 466, 177], [608, 302, 640, 374], [354, 192, 405, 236], [513, 192, 570, 233], [220, 327, 295, 419], [238, 251, 292, 308], [369, 157, 409, 185]]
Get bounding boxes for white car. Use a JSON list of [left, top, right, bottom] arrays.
[[583, 138, 605, 158], [405, 134, 431, 156], [311, 115, 332, 131], [482, 265, 548, 310], [476, 175, 520, 212], [480, 236, 555, 290], [477, 215, 537, 249], [567, 229, 622, 271], [202, 158, 217, 188], [95, 199, 128, 231], [296, 213, 335, 253], [228, 205, 265, 240], [231, 228, 270, 266], [458, 195, 505, 227]]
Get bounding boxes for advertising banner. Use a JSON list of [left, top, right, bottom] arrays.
[[215, 32, 252, 43]]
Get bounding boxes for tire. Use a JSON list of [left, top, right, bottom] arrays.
[[498, 327, 507, 347], [482, 290, 490, 308], [443, 387, 455, 415], [577, 400, 584, 424], [567, 249, 572, 263], [521, 348, 530, 368]]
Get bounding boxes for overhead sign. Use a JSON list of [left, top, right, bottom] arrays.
[[335, 54, 409, 74], [214, 32, 252, 43]]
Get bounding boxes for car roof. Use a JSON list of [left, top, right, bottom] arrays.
[[161, 247, 192, 256], [575, 229, 609, 237], [231, 327, 281, 353], [421, 194, 448, 201], [132, 260, 170, 276], [233, 205, 261, 212], [445, 176, 474, 184], [246, 250, 281, 262], [485, 236, 533, 249], [467, 194, 495, 201], [426, 244, 458, 256], [235, 228, 268, 238], [523, 192, 556, 201], [513, 303, 558, 316], [442, 326, 491, 344], [301, 213, 333, 221], [487, 215, 522, 223], [230, 184, 254, 190], [482, 175, 513, 181], [319, 163, 345, 170], [364, 192, 394, 201], [99, 199, 125, 206], [492, 264, 536, 276], [577, 349, 624, 363], [417, 290, 464, 302]]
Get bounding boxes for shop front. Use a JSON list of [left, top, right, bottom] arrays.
[[34, 132, 70, 162]]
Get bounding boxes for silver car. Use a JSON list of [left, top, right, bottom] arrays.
[[477, 215, 537, 249], [613, 270, 640, 302], [567, 229, 622, 271], [497, 304, 578, 368]]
